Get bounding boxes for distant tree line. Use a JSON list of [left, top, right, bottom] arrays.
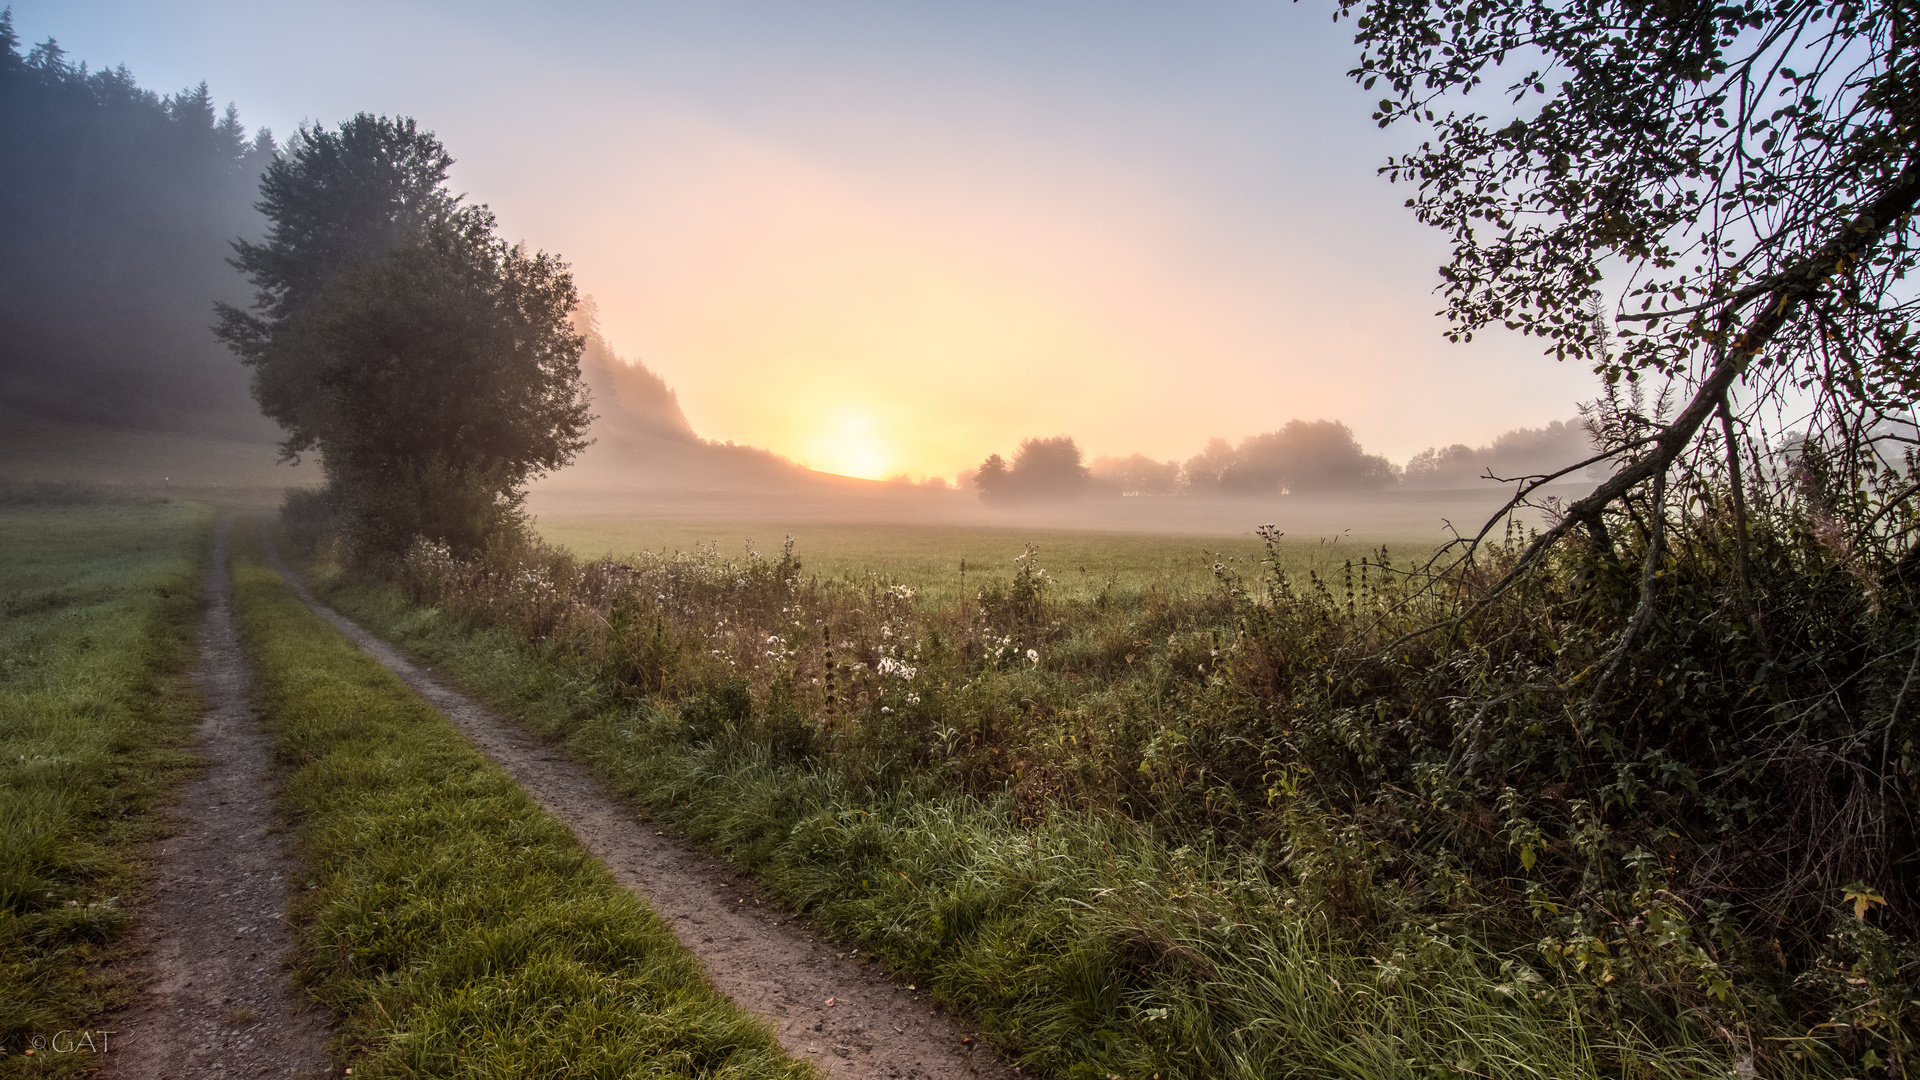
[[1401, 418, 1595, 490], [0, 15, 276, 438], [972, 417, 1595, 503]]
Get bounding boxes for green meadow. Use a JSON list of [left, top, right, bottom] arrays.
[[534, 517, 1424, 605], [0, 495, 211, 1073]]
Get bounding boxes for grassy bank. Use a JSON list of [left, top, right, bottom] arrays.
[[227, 525, 812, 1078], [305, 529, 1748, 1080], [0, 496, 211, 1073]]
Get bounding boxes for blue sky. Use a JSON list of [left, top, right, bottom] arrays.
[[13, 0, 1600, 478]]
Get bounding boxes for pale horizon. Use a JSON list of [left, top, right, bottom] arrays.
[[13, 0, 1602, 481]]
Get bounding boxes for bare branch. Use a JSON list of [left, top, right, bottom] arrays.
[[1395, 160, 1920, 645]]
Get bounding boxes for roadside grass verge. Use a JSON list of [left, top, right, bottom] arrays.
[[0, 499, 211, 1073], [306, 559, 1729, 1080], [228, 526, 813, 1079]]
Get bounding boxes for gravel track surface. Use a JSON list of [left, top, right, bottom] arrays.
[[263, 532, 1013, 1080], [105, 518, 330, 1079]]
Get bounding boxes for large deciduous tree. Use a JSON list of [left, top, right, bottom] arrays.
[[217, 114, 591, 558], [1344, 0, 1920, 561]]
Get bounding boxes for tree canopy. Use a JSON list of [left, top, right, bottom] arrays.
[[977, 423, 1407, 503], [973, 436, 1094, 503], [1186, 420, 1400, 494], [1345, 0, 1920, 560], [1403, 416, 1593, 488], [1088, 452, 1185, 496], [225, 114, 455, 327], [217, 114, 591, 557]]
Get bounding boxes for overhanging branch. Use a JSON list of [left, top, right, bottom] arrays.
[[1428, 161, 1920, 634]]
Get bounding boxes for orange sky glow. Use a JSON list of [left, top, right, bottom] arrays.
[[531, 102, 1592, 481], [19, 1, 1604, 481]]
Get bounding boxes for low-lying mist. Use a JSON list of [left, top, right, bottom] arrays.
[[534, 335, 1591, 542], [0, 19, 1590, 548]]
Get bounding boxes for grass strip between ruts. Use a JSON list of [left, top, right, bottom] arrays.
[[0, 500, 211, 1077], [228, 525, 815, 1079]]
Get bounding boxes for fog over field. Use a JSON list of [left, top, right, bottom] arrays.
[[0, 4, 1600, 545], [523, 305, 1593, 540]]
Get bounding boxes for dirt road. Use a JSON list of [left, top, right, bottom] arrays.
[[264, 532, 1012, 1080], [105, 518, 330, 1079]]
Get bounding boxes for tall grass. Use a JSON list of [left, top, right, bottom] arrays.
[[228, 525, 813, 1079], [304, 490, 1904, 1077], [293, 573, 1711, 1078], [0, 500, 211, 1073]]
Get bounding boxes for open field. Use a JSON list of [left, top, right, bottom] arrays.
[[0, 497, 211, 1072], [535, 517, 1462, 605], [529, 481, 1581, 604], [10, 484, 1880, 1077], [0, 408, 317, 508], [13, 2, 1913, 1072], [528, 482, 1575, 541]]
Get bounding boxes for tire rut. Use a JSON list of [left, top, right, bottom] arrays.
[[105, 516, 330, 1079], [263, 532, 1015, 1080]]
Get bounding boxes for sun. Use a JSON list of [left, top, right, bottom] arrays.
[[807, 409, 894, 479]]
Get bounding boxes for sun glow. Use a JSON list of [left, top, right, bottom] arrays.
[[807, 408, 894, 480], [522, 102, 1594, 478], [534, 109, 1176, 480]]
